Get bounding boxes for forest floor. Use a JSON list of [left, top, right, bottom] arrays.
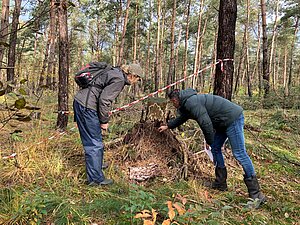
[[0, 92, 299, 225]]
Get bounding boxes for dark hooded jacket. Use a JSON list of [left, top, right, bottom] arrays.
[[167, 89, 243, 145], [74, 67, 130, 124]]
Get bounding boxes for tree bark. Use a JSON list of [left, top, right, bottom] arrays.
[[269, 0, 279, 90], [56, 0, 69, 131], [245, 0, 252, 97], [155, 0, 161, 91], [167, 0, 176, 89], [182, 0, 191, 90], [193, 0, 204, 89], [260, 0, 269, 97], [145, 0, 152, 84], [0, 0, 9, 79], [47, 0, 58, 88], [286, 17, 299, 96], [113, 0, 121, 66], [7, 0, 21, 89], [213, 0, 237, 100], [118, 0, 131, 66]]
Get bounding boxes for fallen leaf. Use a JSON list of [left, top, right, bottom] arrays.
[[134, 210, 152, 219], [162, 219, 171, 225], [167, 201, 175, 220], [173, 203, 186, 215], [152, 209, 158, 223], [144, 220, 154, 225]]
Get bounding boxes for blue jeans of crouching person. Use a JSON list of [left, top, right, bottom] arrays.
[[211, 113, 256, 178], [73, 100, 105, 184]]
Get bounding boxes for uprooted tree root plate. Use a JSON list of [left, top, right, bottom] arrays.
[[116, 120, 187, 182]]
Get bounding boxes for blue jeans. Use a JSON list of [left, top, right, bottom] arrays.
[[211, 114, 256, 178], [73, 100, 105, 184]]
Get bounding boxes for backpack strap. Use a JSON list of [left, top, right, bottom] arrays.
[[84, 66, 113, 109]]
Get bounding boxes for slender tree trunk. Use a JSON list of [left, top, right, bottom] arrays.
[[47, 0, 57, 88], [209, 23, 218, 93], [159, 5, 165, 88], [155, 0, 161, 90], [234, 24, 247, 95], [39, 28, 50, 88], [7, 0, 21, 89], [174, 28, 182, 87], [145, 0, 152, 85], [198, 17, 208, 90], [182, 0, 191, 90], [256, 13, 262, 96], [56, 0, 69, 131], [167, 0, 176, 89], [286, 17, 299, 96], [17, 38, 25, 78], [252, 12, 261, 95], [283, 47, 287, 90], [213, 0, 237, 100], [193, 0, 204, 89], [0, 0, 9, 79], [133, 2, 139, 62], [113, 0, 121, 66], [245, 0, 252, 97], [118, 0, 131, 66], [269, 0, 279, 91], [260, 0, 269, 97]]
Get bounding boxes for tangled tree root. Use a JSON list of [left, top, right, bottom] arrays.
[[112, 120, 188, 182]]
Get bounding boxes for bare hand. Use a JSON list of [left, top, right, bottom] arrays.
[[101, 123, 109, 130], [158, 125, 168, 132]]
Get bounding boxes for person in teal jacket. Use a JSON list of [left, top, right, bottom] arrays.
[[159, 88, 266, 207]]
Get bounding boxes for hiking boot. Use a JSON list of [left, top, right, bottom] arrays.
[[244, 175, 266, 207], [212, 167, 228, 191], [88, 179, 114, 186], [99, 178, 114, 185]]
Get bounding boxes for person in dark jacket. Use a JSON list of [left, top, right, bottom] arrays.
[[158, 88, 266, 207], [74, 63, 143, 186]]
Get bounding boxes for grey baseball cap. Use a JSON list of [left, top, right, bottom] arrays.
[[128, 63, 144, 78]]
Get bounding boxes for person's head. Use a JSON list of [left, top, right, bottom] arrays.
[[168, 89, 180, 108], [121, 63, 144, 84]]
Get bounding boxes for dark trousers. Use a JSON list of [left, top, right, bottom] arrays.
[[73, 100, 105, 184]]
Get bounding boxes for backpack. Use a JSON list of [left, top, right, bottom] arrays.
[[74, 62, 112, 89]]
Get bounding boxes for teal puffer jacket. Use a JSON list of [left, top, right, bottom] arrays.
[[167, 89, 243, 145]]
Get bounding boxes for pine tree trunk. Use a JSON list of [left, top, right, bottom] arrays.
[[213, 0, 237, 100], [193, 0, 204, 89], [145, 0, 152, 85], [269, 0, 279, 91], [113, 0, 121, 66], [7, 0, 21, 89], [56, 0, 69, 131], [47, 0, 57, 88], [155, 0, 161, 90], [245, 0, 252, 97], [0, 0, 9, 79], [256, 13, 262, 96], [167, 0, 176, 89], [283, 47, 287, 93], [182, 0, 191, 90], [118, 0, 131, 66], [286, 17, 299, 96], [260, 0, 269, 97], [209, 23, 218, 93]]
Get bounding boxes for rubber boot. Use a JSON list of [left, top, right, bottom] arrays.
[[212, 167, 228, 191], [244, 175, 266, 207]]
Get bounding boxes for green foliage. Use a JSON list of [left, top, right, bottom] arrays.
[[122, 184, 156, 218]]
